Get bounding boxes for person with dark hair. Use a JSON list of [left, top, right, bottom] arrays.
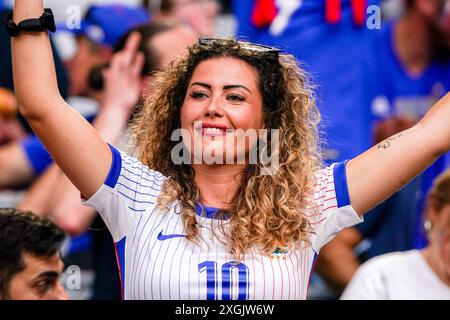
[[0, 208, 67, 300], [9, 0, 450, 300]]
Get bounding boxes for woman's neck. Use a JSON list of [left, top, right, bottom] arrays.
[[421, 246, 450, 287], [193, 163, 246, 209]]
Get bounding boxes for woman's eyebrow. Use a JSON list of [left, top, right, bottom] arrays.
[[190, 82, 252, 93], [190, 82, 211, 89], [223, 85, 252, 93]]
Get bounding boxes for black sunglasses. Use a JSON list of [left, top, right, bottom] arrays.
[[198, 37, 281, 54]]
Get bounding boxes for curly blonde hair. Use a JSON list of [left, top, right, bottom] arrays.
[[130, 38, 322, 258]]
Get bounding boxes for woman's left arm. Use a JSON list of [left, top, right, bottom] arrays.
[[347, 92, 450, 216]]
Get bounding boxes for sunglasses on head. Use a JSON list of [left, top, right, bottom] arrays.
[[198, 37, 281, 54]]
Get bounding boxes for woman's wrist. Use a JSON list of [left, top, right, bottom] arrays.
[[13, 1, 45, 23]]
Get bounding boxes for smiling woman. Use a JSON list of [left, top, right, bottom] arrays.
[[9, 0, 450, 300], [131, 39, 322, 262], [181, 57, 264, 163]]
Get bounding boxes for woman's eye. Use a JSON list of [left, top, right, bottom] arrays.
[[227, 94, 245, 103], [190, 91, 208, 99]]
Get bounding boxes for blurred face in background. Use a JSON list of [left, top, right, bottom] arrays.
[[138, 23, 198, 95], [169, 0, 220, 36], [65, 36, 112, 96], [414, 0, 450, 52], [148, 24, 198, 68]]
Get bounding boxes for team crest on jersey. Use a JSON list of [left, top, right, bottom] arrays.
[[271, 247, 289, 260]]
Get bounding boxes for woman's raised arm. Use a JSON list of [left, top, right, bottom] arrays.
[[346, 92, 450, 215], [11, 1, 140, 198]]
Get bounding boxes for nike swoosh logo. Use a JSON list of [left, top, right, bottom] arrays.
[[157, 230, 186, 241]]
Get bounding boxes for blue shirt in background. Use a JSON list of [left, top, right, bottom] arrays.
[[20, 115, 96, 175], [371, 22, 450, 120]]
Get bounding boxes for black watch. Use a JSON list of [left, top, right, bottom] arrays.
[[2, 9, 56, 37]]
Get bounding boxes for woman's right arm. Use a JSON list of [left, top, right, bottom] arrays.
[[11, 1, 135, 198]]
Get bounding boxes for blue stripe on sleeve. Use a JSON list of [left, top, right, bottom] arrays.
[[333, 161, 351, 208], [105, 144, 122, 188], [119, 174, 162, 191]]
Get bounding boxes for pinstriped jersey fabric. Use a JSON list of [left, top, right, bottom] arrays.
[[84, 145, 362, 300]]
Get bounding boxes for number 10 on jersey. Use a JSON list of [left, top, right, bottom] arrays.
[[198, 261, 249, 300]]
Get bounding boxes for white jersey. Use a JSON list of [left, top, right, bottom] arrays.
[[83, 146, 362, 300], [340, 250, 450, 300]]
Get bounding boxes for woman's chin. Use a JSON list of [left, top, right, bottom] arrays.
[[190, 143, 248, 165]]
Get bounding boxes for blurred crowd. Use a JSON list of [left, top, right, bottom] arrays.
[[0, 0, 449, 300]]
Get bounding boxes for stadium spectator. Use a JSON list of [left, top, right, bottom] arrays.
[[0, 208, 67, 300], [63, 4, 150, 97], [341, 168, 450, 300], [316, 0, 450, 296], [144, 0, 220, 36]]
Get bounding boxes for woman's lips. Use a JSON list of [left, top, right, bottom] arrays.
[[193, 122, 233, 136], [201, 127, 227, 136]]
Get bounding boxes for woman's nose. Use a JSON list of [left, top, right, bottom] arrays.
[[204, 97, 224, 118]]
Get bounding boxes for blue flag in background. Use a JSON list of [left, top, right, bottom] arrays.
[[233, 0, 381, 164]]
